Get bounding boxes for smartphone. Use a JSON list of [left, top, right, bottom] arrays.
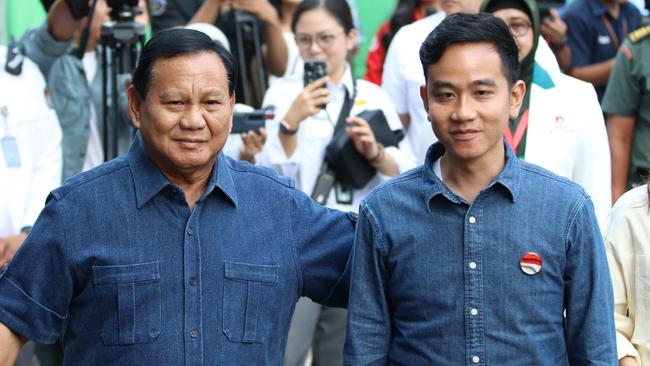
[[304, 61, 327, 108], [303, 60, 327, 87]]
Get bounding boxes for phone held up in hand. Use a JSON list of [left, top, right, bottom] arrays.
[[304, 60, 327, 86], [304, 60, 327, 108]]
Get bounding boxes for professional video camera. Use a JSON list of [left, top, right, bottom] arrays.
[[231, 109, 275, 135], [63, 0, 145, 160]]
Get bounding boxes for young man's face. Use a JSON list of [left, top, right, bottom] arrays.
[[420, 42, 525, 163]]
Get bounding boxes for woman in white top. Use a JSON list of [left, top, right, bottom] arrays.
[[606, 183, 650, 366], [256, 1, 414, 365], [257, 0, 414, 213]]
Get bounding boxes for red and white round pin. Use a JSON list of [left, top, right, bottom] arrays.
[[520, 252, 542, 275]]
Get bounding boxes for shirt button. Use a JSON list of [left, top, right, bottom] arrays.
[[469, 216, 476, 224], [189, 276, 197, 286], [470, 308, 478, 316], [469, 262, 477, 269], [472, 356, 480, 363], [186, 227, 194, 235], [189, 329, 199, 338]]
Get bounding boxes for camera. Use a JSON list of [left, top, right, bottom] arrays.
[[106, 0, 140, 21], [231, 109, 275, 134]]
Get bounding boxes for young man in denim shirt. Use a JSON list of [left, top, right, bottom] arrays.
[[344, 13, 617, 365], [0, 28, 355, 366]]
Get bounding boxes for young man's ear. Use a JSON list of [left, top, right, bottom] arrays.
[[420, 86, 430, 114], [509, 80, 526, 120], [127, 84, 142, 129]]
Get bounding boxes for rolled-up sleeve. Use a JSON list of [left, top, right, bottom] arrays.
[[0, 198, 73, 344]]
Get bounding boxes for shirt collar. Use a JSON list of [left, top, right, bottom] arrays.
[[327, 63, 355, 98], [588, 0, 610, 17], [128, 132, 238, 208], [422, 141, 521, 212]]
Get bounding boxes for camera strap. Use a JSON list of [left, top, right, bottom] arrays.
[[310, 78, 357, 205], [75, 0, 99, 60]]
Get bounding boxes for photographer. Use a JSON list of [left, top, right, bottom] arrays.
[[21, 0, 148, 180], [255, 1, 415, 365], [151, 0, 288, 106]]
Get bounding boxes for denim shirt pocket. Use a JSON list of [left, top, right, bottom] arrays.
[[92, 262, 162, 346], [223, 261, 279, 343]]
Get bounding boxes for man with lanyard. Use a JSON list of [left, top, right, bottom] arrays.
[[0, 41, 62, 366], [562, 0, 642, 102]]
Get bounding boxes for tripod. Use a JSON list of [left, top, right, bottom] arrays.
[[233, 10, 267, 106], [100, 6, 145, 161]]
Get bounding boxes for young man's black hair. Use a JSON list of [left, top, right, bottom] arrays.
[[419, 12, 520, 86], [132, 28, 238, 99]]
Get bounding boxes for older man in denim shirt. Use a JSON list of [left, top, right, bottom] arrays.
[[0, 28, 355, 365], [344, 13, 616, 365]]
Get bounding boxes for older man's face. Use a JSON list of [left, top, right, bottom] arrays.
[[128, 51, 234, 177]]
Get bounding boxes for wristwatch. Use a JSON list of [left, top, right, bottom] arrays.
[[279, 120, 299, 135]]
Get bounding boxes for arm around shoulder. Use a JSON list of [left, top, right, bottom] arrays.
[[0, 322, 25, 366]]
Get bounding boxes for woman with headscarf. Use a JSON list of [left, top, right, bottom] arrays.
[[482, 0, 612, 236]]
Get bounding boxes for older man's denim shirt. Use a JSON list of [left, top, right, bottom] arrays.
[[0, 134, 355, 365], [344, 142, 617, 365]]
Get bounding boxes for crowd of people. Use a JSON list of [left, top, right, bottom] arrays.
[[0, 0, 648, 365]]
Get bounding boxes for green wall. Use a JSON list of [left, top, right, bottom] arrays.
[[4, 0, 46, 43], [353, 0, 397, 78]]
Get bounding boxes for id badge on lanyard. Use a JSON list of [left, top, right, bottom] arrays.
[[1, 106, 21, 168]]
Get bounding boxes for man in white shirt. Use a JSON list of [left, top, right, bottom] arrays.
[[0, 45, 62, 267], [0, 43, 62, 366]]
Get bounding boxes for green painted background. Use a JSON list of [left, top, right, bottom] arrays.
[[3, 0, 397, 77], [353, 0, 397, 77], [3, 0, 46, 43]]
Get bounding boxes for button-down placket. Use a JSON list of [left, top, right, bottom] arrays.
[[183, 196, 204, 366], [464, 200, 485, 366]]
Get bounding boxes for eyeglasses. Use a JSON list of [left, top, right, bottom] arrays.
[[295, 31, 345, 50], [507, 21, 531, 37]]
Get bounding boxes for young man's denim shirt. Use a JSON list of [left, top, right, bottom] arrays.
[[0, 134, 355, 365], [344, 142, 617, 365]]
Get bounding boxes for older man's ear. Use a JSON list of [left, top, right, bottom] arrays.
[[127, 84, 142, 129]]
